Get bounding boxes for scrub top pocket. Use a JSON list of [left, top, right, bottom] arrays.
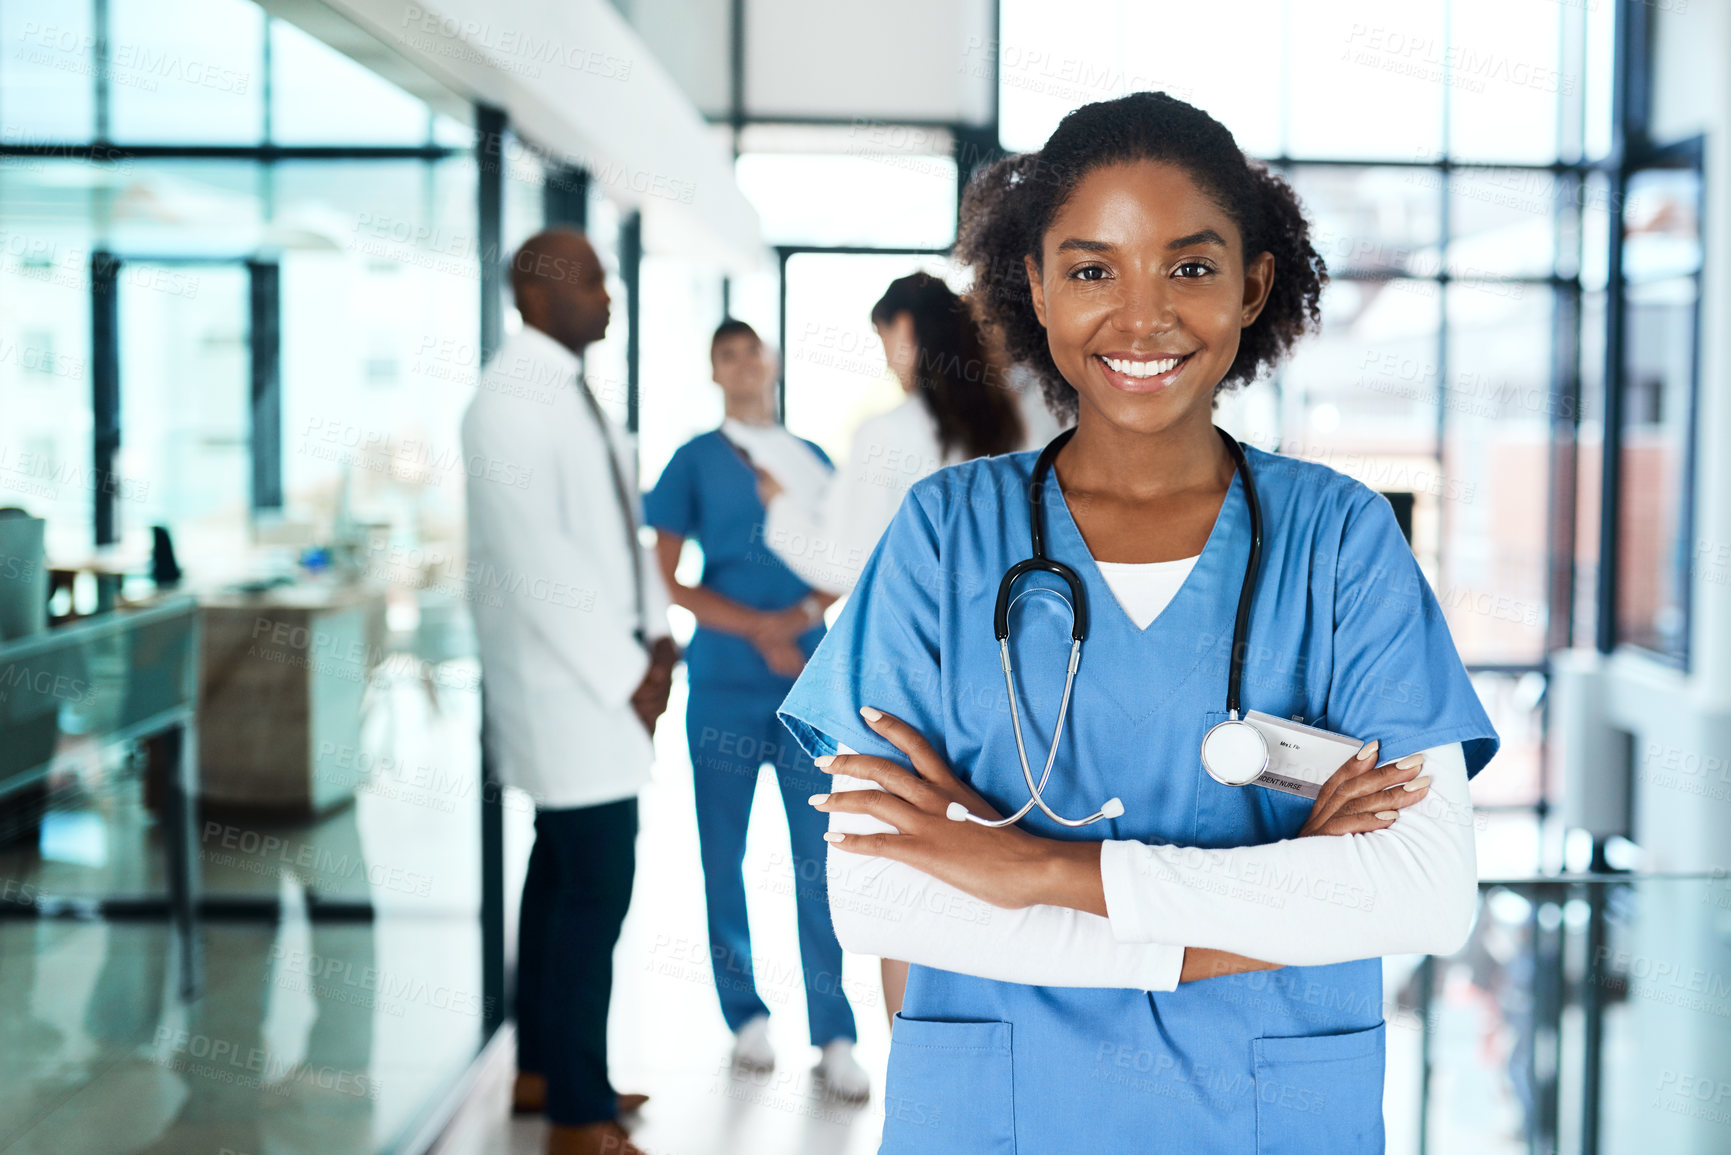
[[1252, 1021, 1386, 1154], [882, 1015, 1015, 1154]]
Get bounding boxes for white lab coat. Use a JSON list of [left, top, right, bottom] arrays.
[[461, 325, 670, 810]]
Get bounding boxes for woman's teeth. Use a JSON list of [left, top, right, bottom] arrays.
[[1101, 355, 1182, 378]]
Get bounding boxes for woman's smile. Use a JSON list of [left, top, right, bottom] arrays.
[[1093, 350, 1195, 394]]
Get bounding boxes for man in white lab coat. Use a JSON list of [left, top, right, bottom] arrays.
[[462, 227, 676, 1155]]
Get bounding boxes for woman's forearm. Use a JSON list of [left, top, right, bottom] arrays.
[[827, 846, 1188, 991], [1035, 839, 1109, 917]]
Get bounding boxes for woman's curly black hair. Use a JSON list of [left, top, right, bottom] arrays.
[[956, 91, 1327, 420]]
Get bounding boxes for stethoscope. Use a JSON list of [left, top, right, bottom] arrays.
[[946, 425, 1269, 828]]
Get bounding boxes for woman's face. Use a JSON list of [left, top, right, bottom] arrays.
[[874, 312, 918, 394], [1025, 160, 1273, 437]]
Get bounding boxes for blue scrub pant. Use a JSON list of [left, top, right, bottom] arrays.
[[686, 684, 857, 1047]]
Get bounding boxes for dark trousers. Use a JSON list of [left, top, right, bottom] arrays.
[[514, 797, 638, 1127]]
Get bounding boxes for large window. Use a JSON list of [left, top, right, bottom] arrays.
[[779, 251, 956, 461], [0, 3, 489, 568], [720, 122, 962, 466], [1615, 156, 1701, 664]]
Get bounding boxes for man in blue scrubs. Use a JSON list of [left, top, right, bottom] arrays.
[[646, 320, 865, 1094]]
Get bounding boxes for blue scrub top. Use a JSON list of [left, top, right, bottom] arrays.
[[645, 429, 831, 690], [778, 444, 1499, 1153]]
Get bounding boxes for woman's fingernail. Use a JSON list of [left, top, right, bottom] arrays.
[[809, 793, 829, 806], [814, 754, 835, 768], [859, 706, 884, 722], [1375, 811, 1399, 821], [1356, 740, 1379, 762], [1395, 753, 1424, 770], [1403, 776, 1431, 792], [823, 832, 845, 843]]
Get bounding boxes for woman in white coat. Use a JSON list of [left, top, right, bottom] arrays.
[[760, 272, 1055, 596], [757, 271, 1053, 1018]]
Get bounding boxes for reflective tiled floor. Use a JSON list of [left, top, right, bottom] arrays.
[[0, 669, 489, 1155], [0, 917, 485, 1155]]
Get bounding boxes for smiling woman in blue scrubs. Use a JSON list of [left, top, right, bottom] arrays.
[[778, 92, 1500, 1153]]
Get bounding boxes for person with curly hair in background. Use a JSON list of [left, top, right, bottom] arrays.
[[779, 92, 1499, 1153]]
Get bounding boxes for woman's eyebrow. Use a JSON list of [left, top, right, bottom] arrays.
[[1169, 228, 1228, 249], [1054, 228, 1229, 254], [1055, 237, 1112, 254]]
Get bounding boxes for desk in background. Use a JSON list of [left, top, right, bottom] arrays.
[[196, 583, 388, 818]]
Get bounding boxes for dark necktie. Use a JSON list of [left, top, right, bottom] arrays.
[[574, 376, 648, 649]]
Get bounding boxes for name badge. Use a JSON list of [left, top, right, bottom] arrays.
[[1240, 711, 1364, 799]]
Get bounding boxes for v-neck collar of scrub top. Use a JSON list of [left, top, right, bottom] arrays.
[[1035, 453, 1252, 725]]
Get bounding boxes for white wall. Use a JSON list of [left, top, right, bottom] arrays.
[[744, 0, 994, 124]]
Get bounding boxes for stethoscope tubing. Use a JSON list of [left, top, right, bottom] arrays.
[[954, 425, 1261, 828]]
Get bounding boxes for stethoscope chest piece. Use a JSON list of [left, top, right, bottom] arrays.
[[1200, 715, 1269, 787]]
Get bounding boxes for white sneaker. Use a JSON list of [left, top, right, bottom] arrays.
[[731, 1014, 775, 1072], [814, 1039, 870, 1101]]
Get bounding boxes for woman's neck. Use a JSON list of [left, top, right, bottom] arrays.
[[1057, 408, 1233, 500]]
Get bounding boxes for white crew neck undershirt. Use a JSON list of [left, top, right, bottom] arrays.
[[1094, 556, 1201, 630]]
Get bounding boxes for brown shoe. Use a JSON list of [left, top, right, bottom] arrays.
[[547, 1120, 647, 1155], [512, 1071, 547, 1115], [616, 1092, 649, 1116]]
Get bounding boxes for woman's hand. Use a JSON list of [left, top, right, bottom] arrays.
[[810, 707, 1064, 910], [1298, 740, 1431, 838]]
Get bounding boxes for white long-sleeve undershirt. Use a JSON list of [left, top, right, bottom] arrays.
[[820, 562, 1479, 991], [825, 742, 1474, 992], [1097, 740, 1476, 964]]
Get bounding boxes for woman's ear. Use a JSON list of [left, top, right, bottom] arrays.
[[1241, 250, 1275, 328], [1024, 254, 1048, 327], [1023, 254, 1049, 327]]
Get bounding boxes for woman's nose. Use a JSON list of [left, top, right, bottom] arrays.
[[1111, 278, 1176, 336]]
